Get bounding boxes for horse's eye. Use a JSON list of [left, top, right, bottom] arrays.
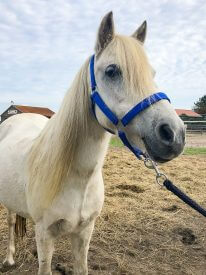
[[105, 64, 121, 79]]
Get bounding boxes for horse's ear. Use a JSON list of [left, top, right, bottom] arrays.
[[132, 21, 147, 43], [95, 11, 115, 54]]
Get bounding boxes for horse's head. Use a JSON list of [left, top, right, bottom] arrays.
[[93, 12, 185, 163]]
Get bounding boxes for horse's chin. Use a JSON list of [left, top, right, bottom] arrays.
[[142, 138, 172, 164], [149, 155, 171, 164]]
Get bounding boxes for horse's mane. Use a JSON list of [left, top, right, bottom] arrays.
[[27, 58, 91, 217], [26, 35, 155, 219]]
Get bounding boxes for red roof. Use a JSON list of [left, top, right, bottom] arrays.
[[175, 109, 201, 117], [14, 105, 55, 118]]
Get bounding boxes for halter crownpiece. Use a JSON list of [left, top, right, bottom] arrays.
[[89, 54, 170, 160]]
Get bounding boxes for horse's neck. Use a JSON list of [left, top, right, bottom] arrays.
[[63, 88, 111, 176], [72, 120, 111, 177], [48, 60, 111, 177]]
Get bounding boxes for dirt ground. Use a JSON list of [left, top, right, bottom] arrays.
[[0, 145, 206, 274]]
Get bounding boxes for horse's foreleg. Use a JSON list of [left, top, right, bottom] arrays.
[[71, 221, 95, 275], [35, 223, 54, 275], [3, 210, 16, 267]]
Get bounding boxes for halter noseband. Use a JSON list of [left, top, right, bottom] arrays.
[[90, 54, 170, 160]]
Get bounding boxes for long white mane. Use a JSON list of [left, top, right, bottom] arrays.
[[27, 58, 91, 215]]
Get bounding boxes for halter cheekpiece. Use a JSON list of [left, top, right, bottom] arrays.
[[89, 54, 170, 160]]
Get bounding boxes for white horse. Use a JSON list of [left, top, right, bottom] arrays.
[[0, 12, 185, 275]]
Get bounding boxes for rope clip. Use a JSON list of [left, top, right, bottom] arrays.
[[144, 156, 167, 186]]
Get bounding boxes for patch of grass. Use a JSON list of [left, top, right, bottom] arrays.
[[110, 137, 123, 147], [183, 147, 206, 155]]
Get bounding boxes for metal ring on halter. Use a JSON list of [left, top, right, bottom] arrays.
[[144, 158, 156, 169], [156, 173, 168, 186]]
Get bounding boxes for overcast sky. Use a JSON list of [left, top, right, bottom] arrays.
[[0, 0, 206, 114]]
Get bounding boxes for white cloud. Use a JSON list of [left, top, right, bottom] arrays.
[[0, 0, 206, 114]]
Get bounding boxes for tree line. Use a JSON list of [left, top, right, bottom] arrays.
[[193, 95, 206, 115]]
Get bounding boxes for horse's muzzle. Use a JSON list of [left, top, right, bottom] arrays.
[[143, 124, 185, 163]]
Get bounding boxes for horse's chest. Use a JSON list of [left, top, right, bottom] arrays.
[[48, 211, 99, 238], [72, 181, 104, 232], [47, 175, 104, 236]]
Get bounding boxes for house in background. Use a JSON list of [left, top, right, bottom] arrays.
[[0, 104, 55, 124], [175, 109, 202, 121], [175, 109, 206, 132]]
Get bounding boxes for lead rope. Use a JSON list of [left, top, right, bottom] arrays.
[[144, 157, 206, 218]]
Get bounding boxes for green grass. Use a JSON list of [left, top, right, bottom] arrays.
[[110, 137, 206, 155], [110, 137, 123, 147], [183, 147, 206, 155]]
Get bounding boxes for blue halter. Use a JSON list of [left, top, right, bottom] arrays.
[[90, 55, 170, 160]]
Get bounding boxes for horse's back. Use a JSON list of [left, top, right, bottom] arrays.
[[0, 113, 48, 142], [0, 113, 48, 217]]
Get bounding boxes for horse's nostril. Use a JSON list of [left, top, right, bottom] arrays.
[[159, 124, 174, 144]]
